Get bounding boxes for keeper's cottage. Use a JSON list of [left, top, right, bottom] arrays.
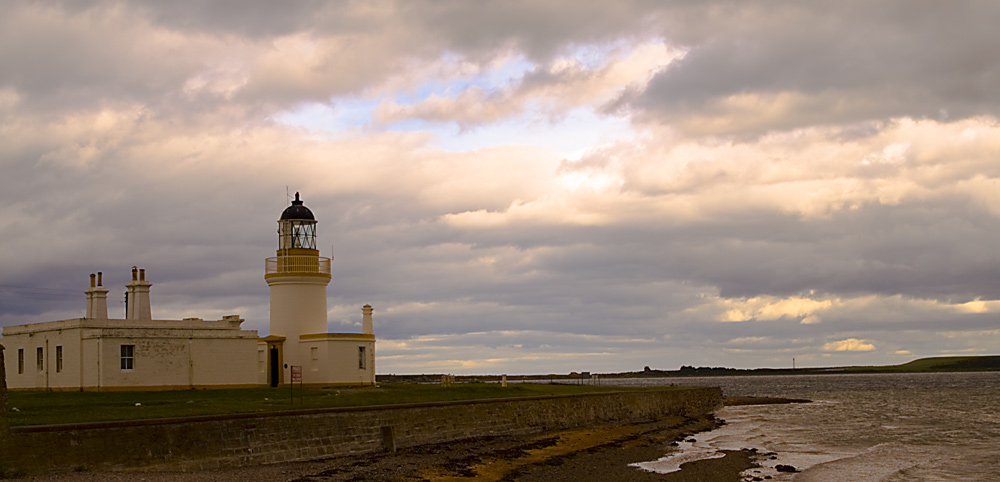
[[1, 193, 376, 390]]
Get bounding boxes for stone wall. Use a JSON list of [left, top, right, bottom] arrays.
[[6, 387, 721, 473]]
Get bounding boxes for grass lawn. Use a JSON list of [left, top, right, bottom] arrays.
[[5, 382, 660, 427]]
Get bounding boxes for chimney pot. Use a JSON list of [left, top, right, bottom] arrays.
[[90, 273, 96, 288], [97, 271, 103, 286], [132, 266, 138, 281], [139, 268, 145, 281]]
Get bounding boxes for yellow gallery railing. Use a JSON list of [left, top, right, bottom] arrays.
[[265, 256, 331, 275]]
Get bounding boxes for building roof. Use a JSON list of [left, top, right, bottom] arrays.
[[280, 192, 315, 221]]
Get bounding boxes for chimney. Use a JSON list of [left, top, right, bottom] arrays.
[[126, 267, 152, 320], [362, 304, 374, 335], [85, 272, 109, 320], [85, 274, 95, 316]]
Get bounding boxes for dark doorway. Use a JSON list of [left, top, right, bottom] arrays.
[[269, 347, 280, 387]]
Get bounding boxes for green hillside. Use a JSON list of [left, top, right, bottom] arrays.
[[891, 355, 1000, 371], [839, 355, 1000, 373]]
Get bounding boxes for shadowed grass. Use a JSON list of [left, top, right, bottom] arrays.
[[5, 383, 666, 427]]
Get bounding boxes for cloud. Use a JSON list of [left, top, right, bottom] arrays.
[[3, 1, 1000, 373], [824, 338, 876, 352], [606, 2, 1000, 135], [373, 41, 679, 128]]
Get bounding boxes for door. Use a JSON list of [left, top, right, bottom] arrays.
[[269, 347, 280, 387]]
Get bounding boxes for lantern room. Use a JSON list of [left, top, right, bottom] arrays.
[[278, 192, 317, 251]]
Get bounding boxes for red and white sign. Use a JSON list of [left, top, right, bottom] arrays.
[[290, 365, 302, 383]]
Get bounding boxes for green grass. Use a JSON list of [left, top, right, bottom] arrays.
[[4, 382, 655, 427]]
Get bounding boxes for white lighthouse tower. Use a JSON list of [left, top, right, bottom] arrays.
[[262, 193, 375, 387], [266, 192, 330, 341]]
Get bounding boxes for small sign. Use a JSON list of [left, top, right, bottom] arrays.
[[291, 365, 302, 382]]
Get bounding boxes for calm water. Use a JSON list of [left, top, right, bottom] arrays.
[[600, 372, 1000, 481]]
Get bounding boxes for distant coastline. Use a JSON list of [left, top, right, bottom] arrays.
[[377, 355, 1000, 383]]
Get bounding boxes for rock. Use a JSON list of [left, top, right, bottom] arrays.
[[775, 464, 799, 472]]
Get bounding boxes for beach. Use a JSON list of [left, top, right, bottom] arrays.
[[15, 412, 759, 482]]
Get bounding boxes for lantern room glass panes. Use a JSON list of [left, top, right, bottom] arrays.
[[279, 220, 317, 250]]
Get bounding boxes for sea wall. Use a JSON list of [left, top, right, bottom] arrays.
[[4, 387, 721, 473]]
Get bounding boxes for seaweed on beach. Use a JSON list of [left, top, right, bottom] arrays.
[[487, 436, 561, 460]]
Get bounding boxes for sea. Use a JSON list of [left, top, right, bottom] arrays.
[[596, 372, 1000, 481]]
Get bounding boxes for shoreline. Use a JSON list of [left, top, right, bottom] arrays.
[[15, 417, 753, 482], [16, 397, 805, 481]]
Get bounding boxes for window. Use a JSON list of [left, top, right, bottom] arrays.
[[291, 222, 316, 249], [17, 348, 23, 374], [120, 344, 134, 370], [311, 346, 318, 360], [36, 347, 43, 371], [358, 346, 366, 370], [279, 220, 317, 250], [56, 345, 63, 373]]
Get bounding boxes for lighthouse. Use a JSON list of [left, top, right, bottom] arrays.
[[262, 193, 375, 387], [265, 192, 331, 340]]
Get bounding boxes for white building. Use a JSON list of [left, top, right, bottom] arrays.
[[1, 194, 376, 390], [1, 269, 260, 391]]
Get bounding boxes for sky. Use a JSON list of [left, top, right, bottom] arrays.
[[1, 1, 999, 375]]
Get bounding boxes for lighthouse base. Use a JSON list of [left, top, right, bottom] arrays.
[[257, 333, 375, 387]]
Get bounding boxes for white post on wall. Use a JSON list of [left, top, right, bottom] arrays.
[[0, 343, 10, 449]]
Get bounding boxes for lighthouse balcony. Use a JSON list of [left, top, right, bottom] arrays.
[[265, 256, 332, 276]]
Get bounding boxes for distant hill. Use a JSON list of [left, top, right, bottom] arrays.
[[880, 355, 1000, 372], [375, 356, 1000, 382], [608, 355, 1000, 378]]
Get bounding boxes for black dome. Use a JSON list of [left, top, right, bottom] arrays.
[[280, 192, 315, 221]]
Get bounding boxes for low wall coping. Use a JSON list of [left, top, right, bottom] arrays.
[[12, 387, 703, 433]]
